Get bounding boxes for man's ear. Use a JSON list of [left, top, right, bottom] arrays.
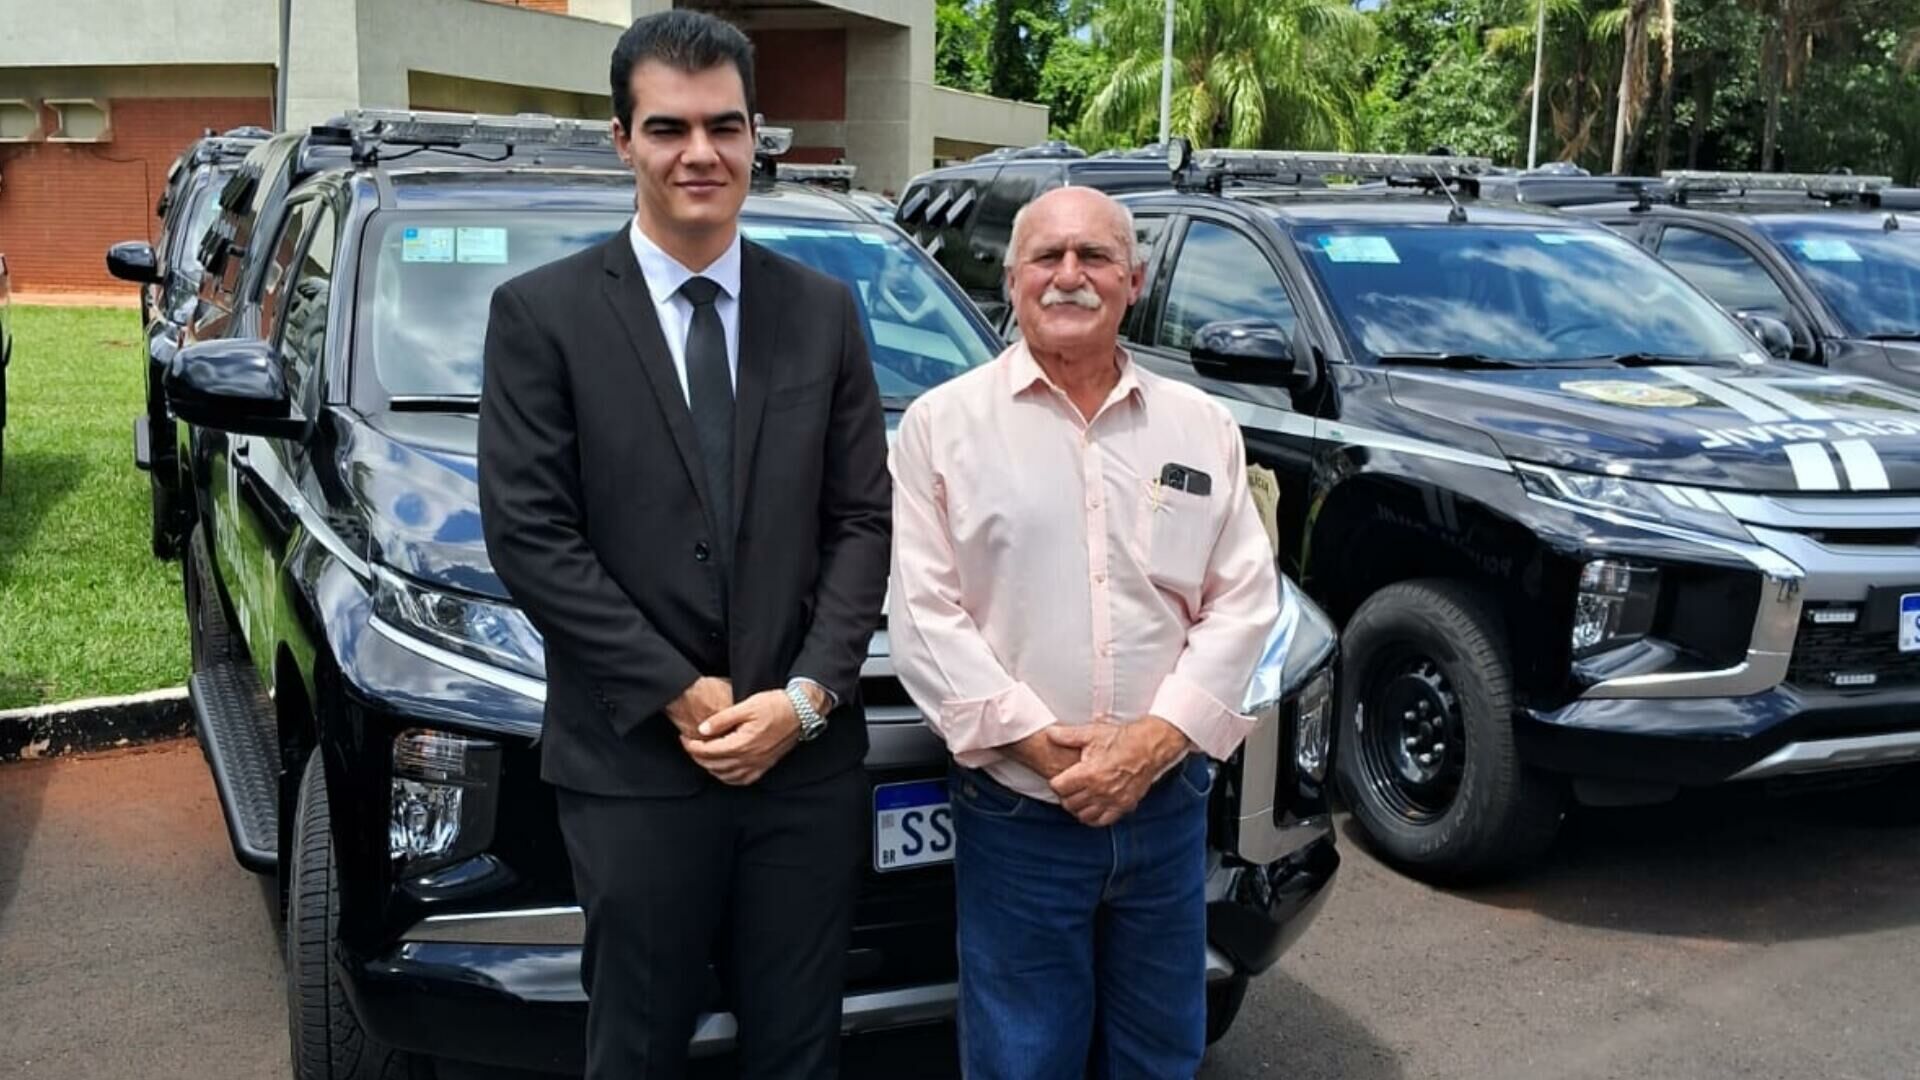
[[1127, 260, 1146, 304]]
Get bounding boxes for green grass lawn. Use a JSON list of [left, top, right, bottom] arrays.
[[0, 305, 188, 709]]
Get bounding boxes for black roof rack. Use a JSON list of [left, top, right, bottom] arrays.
[[1168, 139, 1493, 195]]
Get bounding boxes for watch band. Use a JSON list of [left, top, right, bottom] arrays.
[[785, 680, 827, 742]]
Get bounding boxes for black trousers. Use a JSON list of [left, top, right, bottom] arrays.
[[557, 765, 867, 1080]]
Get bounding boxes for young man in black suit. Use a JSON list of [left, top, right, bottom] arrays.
[[476, 11, 891, 1078]]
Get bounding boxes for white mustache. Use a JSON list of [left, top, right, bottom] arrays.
[[1040, 285, 1102, 310]]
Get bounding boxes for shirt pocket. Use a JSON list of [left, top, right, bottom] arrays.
[[1136, 479, 1217, 599]]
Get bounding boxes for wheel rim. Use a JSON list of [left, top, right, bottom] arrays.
[[1356, 649, 1467, 825]]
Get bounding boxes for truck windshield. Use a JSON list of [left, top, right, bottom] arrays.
[[359, 211, 999, 402], [1296, 225, 1756, 365], [1759, 221, 1920, 339]]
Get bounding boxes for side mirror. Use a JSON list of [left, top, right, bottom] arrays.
[[1734, 310, 1794, 360], [1191, 319, 1318, 391], [164, 338, 304, 438], [106, 241, 161, 285]]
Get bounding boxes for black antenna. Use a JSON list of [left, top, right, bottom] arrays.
[[1429, 164, 1468, 224], [1887, 213, 1901, 232]]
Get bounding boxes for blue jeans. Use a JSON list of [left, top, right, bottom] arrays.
[[950, 756, 1213, 1080]]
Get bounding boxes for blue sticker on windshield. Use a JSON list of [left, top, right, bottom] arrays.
[[1795, 237, 1862, 263], [402, 227, 454, 264], [1319, 235, 1400, 264]]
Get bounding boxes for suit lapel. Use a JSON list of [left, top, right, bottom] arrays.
[[730, 241, 777, 535], [598, 233, 718, 521]]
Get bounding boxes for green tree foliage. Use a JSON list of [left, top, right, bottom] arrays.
[[927, 0, 1920, 177]]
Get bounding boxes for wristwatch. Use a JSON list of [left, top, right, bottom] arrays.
[[785, 679, 828, 742]]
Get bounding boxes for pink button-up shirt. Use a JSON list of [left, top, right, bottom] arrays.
[[888, 340, 1281, 802]]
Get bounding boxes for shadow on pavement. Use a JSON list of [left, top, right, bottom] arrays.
[[0, 759, 53, 928], [1202, 969, 1406, 1080], [1424, 779, 1920, 943]]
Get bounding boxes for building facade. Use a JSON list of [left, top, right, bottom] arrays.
[[0, 0, 1047, 292]]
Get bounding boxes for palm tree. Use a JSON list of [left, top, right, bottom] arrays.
[[1078, 0, 1376, 150]]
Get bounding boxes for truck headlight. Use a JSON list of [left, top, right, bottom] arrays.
[[391, 728, 501, 875], [1572, 558, 1659, 656], [1294, 669, 1334, 783], [1517, 466, 1751, 543], [373, 565, 546, 680]]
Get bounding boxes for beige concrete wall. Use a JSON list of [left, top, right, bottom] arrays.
[[409, 71, 608, 119], [0, 0, 277, 67], [0, 64, 274, 102], [928, 85, 1047, 150]]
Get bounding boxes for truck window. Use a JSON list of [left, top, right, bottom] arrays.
[[1158, 220, 1297, 351], [258, 200, 318, 346], [1655, 226, 1794, 320], [280, 207, 335, 404]]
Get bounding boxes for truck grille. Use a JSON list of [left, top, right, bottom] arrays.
[[1788, 621, 1920, 690]]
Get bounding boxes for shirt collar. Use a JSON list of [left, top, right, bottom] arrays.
[[1004, 339, 1145, 410], [628, 216, 743, 305]]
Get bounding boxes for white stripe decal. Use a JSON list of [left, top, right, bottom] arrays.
[[1783, 442, 1840, 491], [1830, 439, 1891, 491], [1736, 379, 1834, 421], [1656, 367, 1787, 423]]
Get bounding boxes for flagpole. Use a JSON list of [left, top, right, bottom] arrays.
[[1158, 0, 1175, 145], [1527, 0, 1546, 169]]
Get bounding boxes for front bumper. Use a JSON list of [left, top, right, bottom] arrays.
[[342, 834, 1338, 1073]]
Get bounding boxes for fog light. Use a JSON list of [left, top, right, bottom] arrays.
[[1294, 669, 1333, 783], [1572, 559, 1657, 656], [391, 729, 501, 873]]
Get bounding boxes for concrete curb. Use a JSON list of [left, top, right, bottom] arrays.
[[0, 687, 192, 763]]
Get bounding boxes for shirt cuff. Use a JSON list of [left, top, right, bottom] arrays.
[[1149, 673, 1256, 762], [937, 681, 1059, 769]]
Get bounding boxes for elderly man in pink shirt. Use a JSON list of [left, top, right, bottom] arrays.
[[889, 184, 1280, 1078]]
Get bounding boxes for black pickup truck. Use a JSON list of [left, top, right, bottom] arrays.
[[902, 143, 1920, 881], [165, 111, 1339, 1078], [105, 126, 268, 557]]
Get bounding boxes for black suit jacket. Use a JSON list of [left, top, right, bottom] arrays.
[[478, 231, 891, 796]]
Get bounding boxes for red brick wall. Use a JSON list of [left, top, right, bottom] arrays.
[[748, 29, 846, 122], [480, 0, 569, 13], [0, 96, 272, 293]]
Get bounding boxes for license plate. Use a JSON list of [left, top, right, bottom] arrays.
[[873, 779, 953, 872], [1901, 594, 1920, 654]]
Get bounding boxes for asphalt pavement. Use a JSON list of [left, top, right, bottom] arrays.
[[3, 740, 1917, 1079]]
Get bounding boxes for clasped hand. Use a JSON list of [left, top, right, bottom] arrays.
[[667, 677, 818, 787], [1006, 716, 1191, 828]]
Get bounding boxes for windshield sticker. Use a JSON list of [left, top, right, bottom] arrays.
[[402, 226, 454, 264], [1535, 232, 1611, 245], [741, 224, 789, 241], [456, 227, 509, 264], [1319, 235, 1400, 264], [1794, 237, 1862, 263], [1562, 381, 1702, 408]]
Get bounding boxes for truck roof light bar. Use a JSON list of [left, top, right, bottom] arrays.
[[1661, 170, 1893, 196], [340, 109, 615, 162], [776, 162, 856, 192], [1170, 137, 1492, 192]]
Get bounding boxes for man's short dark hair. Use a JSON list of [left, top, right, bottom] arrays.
[[610, 10, 757, 131]]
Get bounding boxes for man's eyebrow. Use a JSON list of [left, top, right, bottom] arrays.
[[640, 110, 749, 128]]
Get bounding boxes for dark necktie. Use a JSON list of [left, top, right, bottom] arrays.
[[678, 275, 734, 569]]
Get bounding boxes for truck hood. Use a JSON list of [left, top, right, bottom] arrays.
[[1386, 364, 1920, 493], [345, 410, 912, 601], [1884, 338, 1920, 378]]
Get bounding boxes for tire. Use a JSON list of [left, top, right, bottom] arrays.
[[185, 523, 239, 672], [288, 755, 432, 1080], [1335, 579, 1563, 882], [1205, 973, 1250, 1046]]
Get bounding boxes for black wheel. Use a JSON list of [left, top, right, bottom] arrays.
[[185, 523, 239, 672], [1335, 580, 1563, 882], [288, 755, 432, 1080], [1205, 973, 1250, 1046]]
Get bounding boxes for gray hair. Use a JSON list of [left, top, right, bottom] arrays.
[[1003, 187, 1145, 270]]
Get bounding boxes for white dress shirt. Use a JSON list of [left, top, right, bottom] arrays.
[[627, 217, 837, 712], [627, 216, 742, 403]]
